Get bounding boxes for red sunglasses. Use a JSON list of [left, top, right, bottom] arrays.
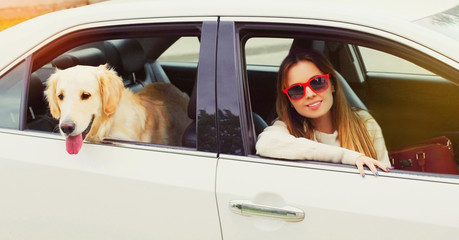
[[283, 74, 330, 101]]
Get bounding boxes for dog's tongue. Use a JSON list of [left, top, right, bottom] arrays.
[[66, 134, 83, 155]]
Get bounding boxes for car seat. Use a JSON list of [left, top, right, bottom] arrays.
[[104, 39, 171, 92], [104, 39, 150, 92], [26, 73, 58, 132], [182, 81, 197, 148]]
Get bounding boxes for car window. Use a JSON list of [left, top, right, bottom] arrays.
[[358, 46, 435, 75], [26, 33, 200, 150], [0, 61, 26, 129], [157, 37, 200, 63], [243, 35, 459, 176], [245, 38, 292, 66]]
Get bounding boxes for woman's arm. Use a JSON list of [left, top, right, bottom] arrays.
[[256, 120, 363, 165]]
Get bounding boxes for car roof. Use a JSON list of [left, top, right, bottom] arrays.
[[0, 0, 457, 71]]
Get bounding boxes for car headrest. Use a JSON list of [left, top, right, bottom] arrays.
[[104, 39, 146, 77], [289, 39, 326, 56], [52, 48, 106, 69]]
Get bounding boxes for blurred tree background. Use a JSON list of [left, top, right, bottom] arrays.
[[0, 0, 105, 30]]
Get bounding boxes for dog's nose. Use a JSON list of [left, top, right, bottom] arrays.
[[60, 121, 76, 135]]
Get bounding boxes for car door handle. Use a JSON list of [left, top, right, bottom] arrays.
[[229, 200, 305, 222]]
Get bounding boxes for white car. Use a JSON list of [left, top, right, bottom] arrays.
[[0, 0, 458, 239]]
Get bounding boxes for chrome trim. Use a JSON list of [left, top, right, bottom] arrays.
[[229, 200, 305, 222], [0, 129, 217, 158], [219, 154, 459, 184]]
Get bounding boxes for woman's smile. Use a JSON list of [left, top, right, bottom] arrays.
[[306, 100, 322, 109]]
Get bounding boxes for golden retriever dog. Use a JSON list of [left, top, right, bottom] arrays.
[[45, 65, 191, 155]]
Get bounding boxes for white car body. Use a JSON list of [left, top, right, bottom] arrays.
[[0, 0, 458, 239]]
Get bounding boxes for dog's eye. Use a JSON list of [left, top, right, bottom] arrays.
[[58, 94, 64, 100], [81, 93, 91, 100]]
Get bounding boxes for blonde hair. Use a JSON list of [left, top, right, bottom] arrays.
[[276, 49, 377, 159]]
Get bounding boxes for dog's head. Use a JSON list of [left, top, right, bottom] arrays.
[[45, 64, 124, 154]]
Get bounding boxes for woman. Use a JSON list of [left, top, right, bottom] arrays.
[[256, 49, 392, 177]]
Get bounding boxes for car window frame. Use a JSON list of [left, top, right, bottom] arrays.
[[236, 22, 459, 82], [220, 21, 459, 176], [12, 21, 220, 153]]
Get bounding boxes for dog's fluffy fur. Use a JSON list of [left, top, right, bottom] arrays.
[[45, 65, 191, 154]]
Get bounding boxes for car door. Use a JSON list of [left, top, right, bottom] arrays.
[[215, 20, 459, 240], [0, 20, 221, 239]]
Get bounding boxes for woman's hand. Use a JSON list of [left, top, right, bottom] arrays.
[[355, 155, 393, 177]]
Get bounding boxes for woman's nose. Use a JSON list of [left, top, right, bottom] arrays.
[[304, 86, 317, 98]]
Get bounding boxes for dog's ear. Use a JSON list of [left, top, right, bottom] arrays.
[[97, 65, 124, 116], [44, 71, 61, 119]]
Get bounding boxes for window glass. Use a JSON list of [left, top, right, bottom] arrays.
[[245, 38, 292, 66], [157, 37, 200, 63], [0, 62, 26, 129], [358, 46, 435, 75]]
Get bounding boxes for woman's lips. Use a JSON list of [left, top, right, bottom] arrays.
[[307, 100, 322, 110]]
